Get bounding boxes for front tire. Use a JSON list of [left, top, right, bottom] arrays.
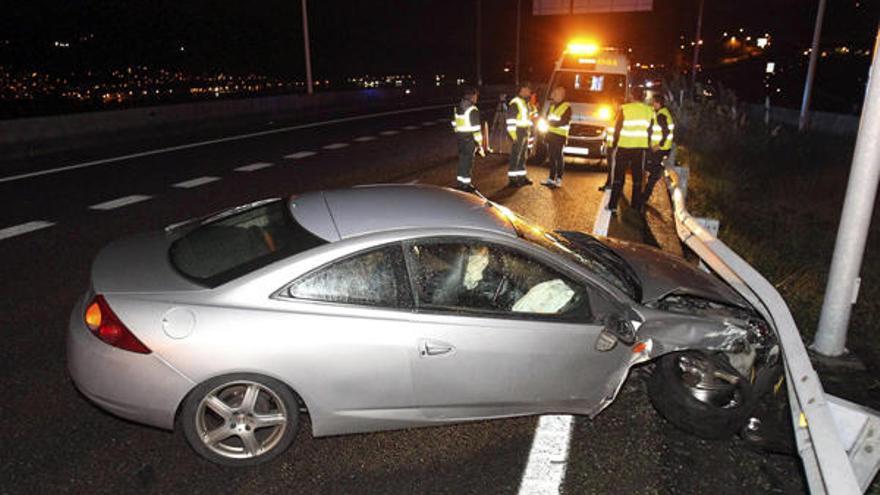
[[179, 373, 299, 466], [648, 351, 755, 440]]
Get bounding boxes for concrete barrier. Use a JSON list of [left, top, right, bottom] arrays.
[[0, 87, 461, 161]]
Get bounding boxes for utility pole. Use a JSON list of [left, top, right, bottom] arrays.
[[301, 0, 314, 95], [476, 0, 483, 86], [690, 0, 704, 86], [799, 0, 827, 131], [515, 0, 521, 86], [812, 28, 880, 357]]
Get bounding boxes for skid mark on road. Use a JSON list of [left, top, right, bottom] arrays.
[[0, 221, 55, 240], [89, 195, 152, 211], [173, 176, 220, 189]]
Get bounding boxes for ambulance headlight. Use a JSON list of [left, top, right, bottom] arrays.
[[595, 105, 613, 120], [537, 118, 549, 134]]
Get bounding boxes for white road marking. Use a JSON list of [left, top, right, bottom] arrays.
[[518, 195, 611, 495], [284, 151, 317, 159], [322, 143, 349, 150], [0, 104, 450, 184], [435, 118, 450, 123], [173, 176, 220, 189], [89, 194, 152, 211], [235, 162, 274, 172], [0, 221, 55, 241], [380, 130, 400, 136], [402, 125, 419, 130], [421, 121, 436, 126], [353, 136, 377, 142]]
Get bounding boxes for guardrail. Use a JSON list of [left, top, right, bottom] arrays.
[[663, 159, 880, 493]]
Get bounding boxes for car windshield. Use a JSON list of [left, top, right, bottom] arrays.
[[169, 199, 327, 287], [499, 207, 641, 301], [550, 71, 626, 105]]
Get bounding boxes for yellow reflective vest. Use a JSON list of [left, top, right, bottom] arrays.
[[506, 96, 532, 139], [547, 102, 571, 138], [453, 104, 482, 143], [652, 106, 674, 151], [617, 102, 653, 149]]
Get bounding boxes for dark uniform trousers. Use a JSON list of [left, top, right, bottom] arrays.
[[609, 148, 646, 210], [547, 133, 566, 180], [509, 128, 529, 175], [642, 150, 667, 206], [457, 137, 477, 181]]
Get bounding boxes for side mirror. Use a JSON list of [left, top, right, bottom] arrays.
[[595, 316, 637, 352]]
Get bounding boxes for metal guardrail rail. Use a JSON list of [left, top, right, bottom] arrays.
[[663, 164, 880, 494]]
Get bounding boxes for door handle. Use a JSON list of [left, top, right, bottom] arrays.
[[420, 340, 455, 357]]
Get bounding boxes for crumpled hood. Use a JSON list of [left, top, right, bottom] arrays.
[[597, 236, 750, 308]]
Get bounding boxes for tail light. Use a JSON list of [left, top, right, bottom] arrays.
[[84, 295, 151, 354]]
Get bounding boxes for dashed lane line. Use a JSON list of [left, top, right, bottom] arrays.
[[380, 130, 400, 136], [402, 125, 419, 130], [284, 151, 317, 159], [0, 103, 450, 184], [322, 143, 350, 150], [89, 195, 152, 211], [234, 162, 274, 172], [0, 221, 55, 241], [173, 176, 221, 189], [518, 192, 611, 495], [353, 136, 377, 142], [421, 121, 437, 126]]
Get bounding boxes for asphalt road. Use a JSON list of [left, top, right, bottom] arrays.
[[0, 105, 805, 494]]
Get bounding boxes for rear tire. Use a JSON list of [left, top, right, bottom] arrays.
[[179, 373, 300, 467], [648, 352, 755, 440]]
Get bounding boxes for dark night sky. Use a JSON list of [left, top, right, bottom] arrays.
[[1, 0, 877, 108]]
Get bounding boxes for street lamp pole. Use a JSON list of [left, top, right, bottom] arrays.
[[515, 0, 521, 86], [799, 0, 827, 131], [812, 28, 880, 357], [690, 0, 704, 86], [476, 0, 483, 87], [301, 0, 314, 95]]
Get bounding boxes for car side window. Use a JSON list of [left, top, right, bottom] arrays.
[[406, 240, 589, 319], [287, 245, 411, 309]]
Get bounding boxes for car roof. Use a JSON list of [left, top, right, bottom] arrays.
[[289, 184, 517, 241]]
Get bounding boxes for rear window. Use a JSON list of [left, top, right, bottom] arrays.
[[169, 199, 327, 287]]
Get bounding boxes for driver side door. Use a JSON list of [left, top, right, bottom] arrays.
[[404, 238, 632, 420]]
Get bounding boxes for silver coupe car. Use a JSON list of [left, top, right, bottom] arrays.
[[68, 184, 780, 466]]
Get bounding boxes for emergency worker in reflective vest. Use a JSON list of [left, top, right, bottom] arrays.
[[608, 87, 653, 214], [506, 83, 534, 187], [643, 94, 675, 206], [540, 86, 572, 188], [452, 86, 483, 193]]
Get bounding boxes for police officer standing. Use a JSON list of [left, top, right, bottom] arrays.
[[453, 86, 483, 193], [608, 86, 653, 214], [541, 86, 571, 188], [643, 94, 675, 205], [506, 83, 534, 187]]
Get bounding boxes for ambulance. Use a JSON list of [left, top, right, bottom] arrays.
[[537, 41, 630, 164]]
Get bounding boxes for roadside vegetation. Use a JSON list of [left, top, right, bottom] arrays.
[[667, 80, 880, 401]]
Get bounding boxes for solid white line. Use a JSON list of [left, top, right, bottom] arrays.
[[353, 136, 376, 142], [234, 162, 274, 172], [173, 176, 220, 189], [0, 103, 450, 184], [0, 221, 55, 241], [89, 194, 152, 211], [322, 143, 349, 150], [402, 125, 419, 130], [284, 151, 317, 159], [379, 130, 400, 136], [518, 194, 611, 495]]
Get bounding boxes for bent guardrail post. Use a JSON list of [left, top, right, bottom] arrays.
[[663, 167, 879, 494]]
